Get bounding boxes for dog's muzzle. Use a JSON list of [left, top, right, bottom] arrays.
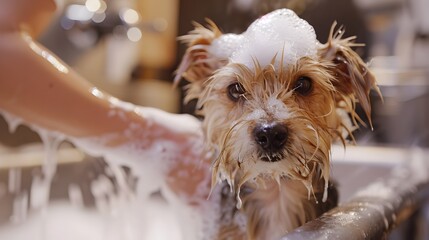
[[253, 122, 288, 162]]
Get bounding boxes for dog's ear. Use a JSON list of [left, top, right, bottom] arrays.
[[174, 20, 225, 102], [318, 23, 381, 128]]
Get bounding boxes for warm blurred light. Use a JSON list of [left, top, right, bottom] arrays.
[[97, 1, 107, 13], [85, 0, 101, 12], [23, 34, 69, 74], [92, 12, 106, 23], [127, 27, 142, 42], [122, 9, 140, 24], [90, 87, 104, 98], [66, 4, 94, 21]]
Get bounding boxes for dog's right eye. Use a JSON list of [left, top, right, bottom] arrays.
[[294, 76, 313, 96], [227, 82, 245, 101]]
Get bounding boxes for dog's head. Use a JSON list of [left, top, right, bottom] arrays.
[[175, 9, 379, 202]]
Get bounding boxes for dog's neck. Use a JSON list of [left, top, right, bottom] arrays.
[[217, 174, 336, 240]]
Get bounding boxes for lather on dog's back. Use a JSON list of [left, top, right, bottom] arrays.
[[175, 9, 379, 240]]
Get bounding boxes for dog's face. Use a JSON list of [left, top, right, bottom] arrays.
[[201, 58, 337, 195], [176, 9, 379, 201]]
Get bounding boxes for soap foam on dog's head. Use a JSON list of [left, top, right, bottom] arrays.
[[209, 9, 318, 70]]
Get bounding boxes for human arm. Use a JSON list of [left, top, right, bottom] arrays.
[[0, 1, 211, 201]]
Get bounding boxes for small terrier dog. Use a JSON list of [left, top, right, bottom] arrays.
[[175, 9, 379, 240]]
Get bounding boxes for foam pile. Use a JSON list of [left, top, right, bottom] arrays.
[[210, 8, 319, 69]]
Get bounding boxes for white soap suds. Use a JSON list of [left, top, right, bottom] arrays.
[[1, 111, 24, 134], [209, 34, 244, 59], [0, 104, 213, 240], [209, 8, 318, 70]]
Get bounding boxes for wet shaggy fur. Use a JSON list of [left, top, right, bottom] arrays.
[[175, 18, 379, 240]]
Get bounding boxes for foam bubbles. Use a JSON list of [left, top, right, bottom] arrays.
[[0, 104, 214, 240], [209, 34, 244, 59], [210, 8, 318, 70]]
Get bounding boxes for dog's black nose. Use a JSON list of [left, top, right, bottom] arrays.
[[253, 123, 288, 152]]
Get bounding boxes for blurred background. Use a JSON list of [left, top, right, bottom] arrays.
[[0, 0, 428, 239]]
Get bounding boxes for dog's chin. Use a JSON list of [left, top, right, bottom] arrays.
[[214, 154, 284, 185], [213, 144, 330, 204]]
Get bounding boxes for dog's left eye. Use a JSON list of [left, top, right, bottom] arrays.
[[294, 76, 313, 96], [227, 82, 246, 101]]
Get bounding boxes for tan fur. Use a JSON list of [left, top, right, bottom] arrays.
[[176, 20, 378, 240], [318, 22, 382, 129]]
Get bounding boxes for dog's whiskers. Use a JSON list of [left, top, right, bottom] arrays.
[[316, 104, 334, 119], [213, 120, 251, 189], [298, 143, 311, 175], [306, 124, 320, 163]]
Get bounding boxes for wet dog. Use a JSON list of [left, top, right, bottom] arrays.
[[175, 9, 379, 240]]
